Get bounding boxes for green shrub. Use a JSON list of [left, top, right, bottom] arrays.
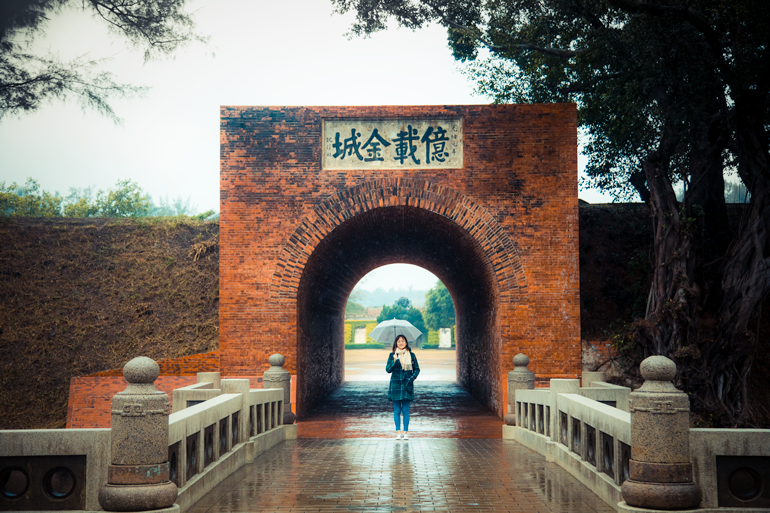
[[344, 343, 386, 349], [1, 179, 63, 217]]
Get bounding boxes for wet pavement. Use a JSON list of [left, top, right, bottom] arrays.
[[188, 350, 613, 512], [345, 349, 456, 382], [298, 349, 498, 439], [188, 439, 616, 513], [296, 381, 503, 439]]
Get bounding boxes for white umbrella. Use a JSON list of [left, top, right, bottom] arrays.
[[368, 318, 423, 345]]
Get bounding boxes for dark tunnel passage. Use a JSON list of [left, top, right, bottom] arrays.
[[295, 205, 501, 418]]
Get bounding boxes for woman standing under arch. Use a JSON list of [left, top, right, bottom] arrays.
[[387, 334, 420, 439]]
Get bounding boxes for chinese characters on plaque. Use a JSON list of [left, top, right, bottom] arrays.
[[322, 119, 463, 170]]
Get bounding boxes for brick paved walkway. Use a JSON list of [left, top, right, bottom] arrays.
[[188, 439, 615, 513], [296, 381, 502, 439]]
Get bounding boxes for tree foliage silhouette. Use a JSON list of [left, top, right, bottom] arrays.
[[424, 282, 455, 331], [0, 0, 206, 122]]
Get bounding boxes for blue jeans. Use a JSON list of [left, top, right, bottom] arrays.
[[393, 400, 411, 431]]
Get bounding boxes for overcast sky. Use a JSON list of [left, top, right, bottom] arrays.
[[353, 264, 438, 292], [0, 0, 612, 292]]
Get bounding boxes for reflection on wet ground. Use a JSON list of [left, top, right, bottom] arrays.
[[296, 381, 502, 439], [188, 439, 616, 513]]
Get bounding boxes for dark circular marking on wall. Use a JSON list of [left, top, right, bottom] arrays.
[[729, 467, 762, 501], [43, 467, 76, 499], [0, 467, 29, 499]]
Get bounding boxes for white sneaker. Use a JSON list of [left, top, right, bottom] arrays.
[[402, 433, 409, 440], [395, 433, 403, 440]]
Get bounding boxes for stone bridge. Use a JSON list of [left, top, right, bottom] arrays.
[[3, 354, 767, 513]]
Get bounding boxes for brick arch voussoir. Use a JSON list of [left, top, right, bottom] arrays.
[[269, 178, 527, 304]]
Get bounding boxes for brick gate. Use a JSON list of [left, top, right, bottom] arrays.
[[220, 105, 580, 418]]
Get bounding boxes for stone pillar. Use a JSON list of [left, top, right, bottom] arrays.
[[504, 353, 535, 426], [582, 371, 606, 388], [221, 379, 250, 443], [438, 328, 452, 349], [99, 357, 177, 512], [263, 354, 295, 424], [197, 371, 220, 389], [621, 356, 700, 510]]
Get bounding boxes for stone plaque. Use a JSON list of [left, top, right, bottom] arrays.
[[322, 118, 462, 170], [354, 327, 366, 344], [439, 328, 452, 348]]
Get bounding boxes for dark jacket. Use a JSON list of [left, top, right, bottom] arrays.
[[386, 351, 420, 401]]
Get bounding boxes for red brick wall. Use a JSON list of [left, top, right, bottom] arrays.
[[67, 376, 197, 428], [220, 105, 581, 418], [68, 352, 219, 428]]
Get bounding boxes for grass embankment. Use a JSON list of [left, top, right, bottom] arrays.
[[0, 217, 219, 429]]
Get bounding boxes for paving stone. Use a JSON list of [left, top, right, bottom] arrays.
[[187, 439, 616, 513]]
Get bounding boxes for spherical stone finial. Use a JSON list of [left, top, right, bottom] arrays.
[[123, 356, 160, 384], [269, 353, 286, 367], [640, 355, 677, 382], [512, 353, 530, 367]]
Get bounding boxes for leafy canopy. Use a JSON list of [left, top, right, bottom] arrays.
[[0, 0, 206, 122], [0, 179, 62, 217], [377, 302, 428, 340], [423, 281, 455, 331], [1, 178, 212, 218]]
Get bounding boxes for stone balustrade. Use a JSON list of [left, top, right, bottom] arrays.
[[167, 381, 287, 512], [0, 355, 297, 513], [505, 355, 770, 512], [1, 353, 767, 513], [0, 428, 110, 511]]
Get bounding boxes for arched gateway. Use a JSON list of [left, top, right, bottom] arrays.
[[220, 105, 580, 418]]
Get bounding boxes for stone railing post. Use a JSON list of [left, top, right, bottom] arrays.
[[263, 354, 296, 424], [99, 357, 177, 511], [221, 378, 250, 443], [621, 356, 700, 510], [505, 353, 535, 426], [581, 370, 606, 388], [197, 371, 220, 389]]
